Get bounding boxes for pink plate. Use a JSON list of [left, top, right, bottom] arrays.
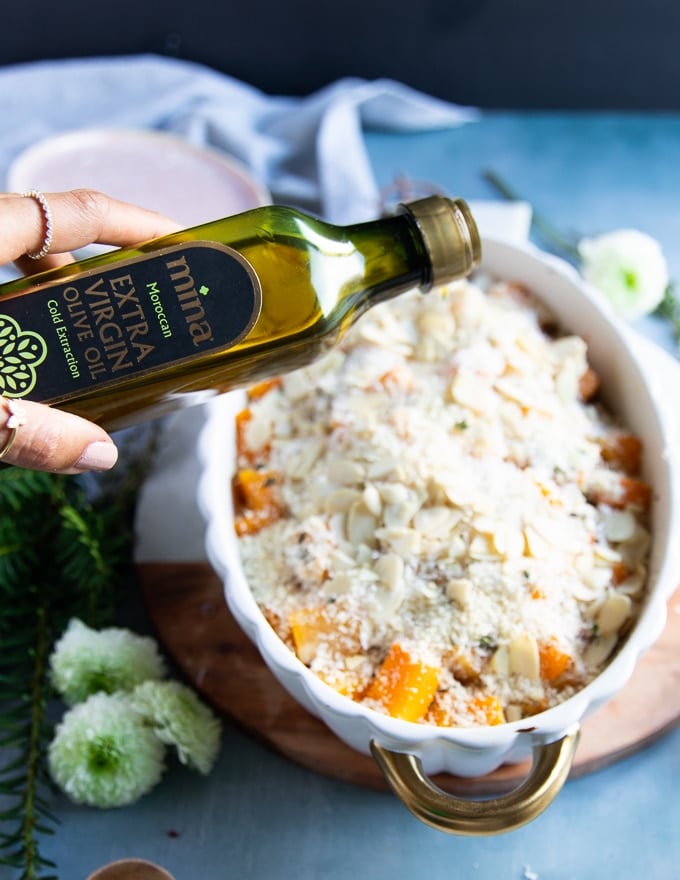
[[7, 128, 270, 228]]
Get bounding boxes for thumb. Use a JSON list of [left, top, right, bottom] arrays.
[[0, 397, 118, 474]]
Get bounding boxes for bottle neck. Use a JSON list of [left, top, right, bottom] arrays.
[[340, 212, 432, 307], [341, 195, 480, 308]]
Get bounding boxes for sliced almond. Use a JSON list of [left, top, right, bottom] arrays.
[[469, 533, 496, 559], [616, 570, 646, 598], [324, 488, 362, 514], [417, 309, 455, 339], [584, 634, 617, 668], [490, 644, 510, 675], [323, 573, 354, 597], [346, 501, 377, 547], [446, 577, 472, 607], [374, 526, 422, 557], [450, 533, 470, 560], [492, 524, 525, 559], [327, 459, 365, 486], [283, 371, 312, 401], [377, 482, 410, 505], [523, 526, 550, 559], [362, 483, 383, 517], [243, 413, 272, 452], [596, 593, 632, 636], [604, 510, 637, 543], [284, 439, 324, 479], [374, 553, 404, 590], [448, 373, 496, 413], [505, 704, 523, 723], [414, 506, 461, 538], [509, 632, 540, 679], [593, 544, 623, 565]]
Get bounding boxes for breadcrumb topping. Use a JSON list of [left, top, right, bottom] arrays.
[[233, 277, 651, 728]]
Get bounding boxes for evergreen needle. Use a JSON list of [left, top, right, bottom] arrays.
[[0, 425, 159, 878]]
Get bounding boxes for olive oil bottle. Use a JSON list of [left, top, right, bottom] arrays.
[[0, 196, 480, 430]]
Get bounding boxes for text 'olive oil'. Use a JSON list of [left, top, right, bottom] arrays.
[[0, 196, 480, 430]]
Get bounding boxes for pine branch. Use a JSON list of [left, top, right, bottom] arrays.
[[16, 608, 51, 879], [0, 441, 153, 878]]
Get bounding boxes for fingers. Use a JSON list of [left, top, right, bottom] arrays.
[[14, 251, 75, 275], [0, 189, 181, 266], [0, 397, 118, 474], [0, 188, 180, 474]]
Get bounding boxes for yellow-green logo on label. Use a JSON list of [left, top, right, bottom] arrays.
[[0, 314, 48, 397]]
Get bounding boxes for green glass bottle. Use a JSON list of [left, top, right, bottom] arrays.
[[0, 195, 480, 430]]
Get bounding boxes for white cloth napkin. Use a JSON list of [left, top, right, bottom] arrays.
[[0, 54, 479, 224]]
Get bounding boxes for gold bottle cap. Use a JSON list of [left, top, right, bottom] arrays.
[[399, 195, 481, 290]]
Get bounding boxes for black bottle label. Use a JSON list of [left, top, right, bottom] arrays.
[[0, 242, 262, 404]]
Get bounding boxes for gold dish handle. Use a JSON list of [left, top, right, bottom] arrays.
[[370, 727, 580, 836]]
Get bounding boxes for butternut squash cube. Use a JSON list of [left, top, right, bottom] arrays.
[[599, 433, 642, 474], [232, 468, 286, 535], [289, 606, 365, 697], [538, 640, 573, 684], [289, 606, 336, 665], [468, 694, 506, 726], [364, 643, 439, 722], [247, 377, 283, 401]]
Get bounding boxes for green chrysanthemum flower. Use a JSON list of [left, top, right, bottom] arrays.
[[48, 692, 166, 808], [132, 680, 222, 775], [49, 618, 167, 705]]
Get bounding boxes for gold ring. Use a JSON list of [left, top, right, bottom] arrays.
[[23, 189, 53, 260], [0, 398, 27, 461]]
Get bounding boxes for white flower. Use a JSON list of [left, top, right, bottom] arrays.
[[131, 680, 222, 775], [578, 229, 669, 320], [49, 618, 167, 705], [48, 692, 165, 808]]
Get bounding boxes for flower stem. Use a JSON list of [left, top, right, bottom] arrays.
[[482, 170, 582, 262], [654, 284, 680, 343], [22, 606, 51, 880]]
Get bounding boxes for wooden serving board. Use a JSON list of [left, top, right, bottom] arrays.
[[138, 562, 680, 795]]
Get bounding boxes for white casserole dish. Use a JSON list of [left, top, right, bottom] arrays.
[[197, 237, 680, 834]]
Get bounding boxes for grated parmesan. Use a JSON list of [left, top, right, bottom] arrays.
[[232, 277, 652, 728]]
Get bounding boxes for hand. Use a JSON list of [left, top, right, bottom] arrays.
[[0, 189, 181, 473]]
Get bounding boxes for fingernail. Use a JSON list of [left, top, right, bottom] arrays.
[[74, 440, 119, 472]]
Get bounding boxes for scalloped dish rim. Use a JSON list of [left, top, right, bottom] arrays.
[[197, 236, 680, 777]]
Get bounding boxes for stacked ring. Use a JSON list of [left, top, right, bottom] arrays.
[[23, 189, 53, 260], [0, 398, 27, 460]]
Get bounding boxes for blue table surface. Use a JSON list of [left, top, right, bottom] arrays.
[[11, 111, 680, 880]]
